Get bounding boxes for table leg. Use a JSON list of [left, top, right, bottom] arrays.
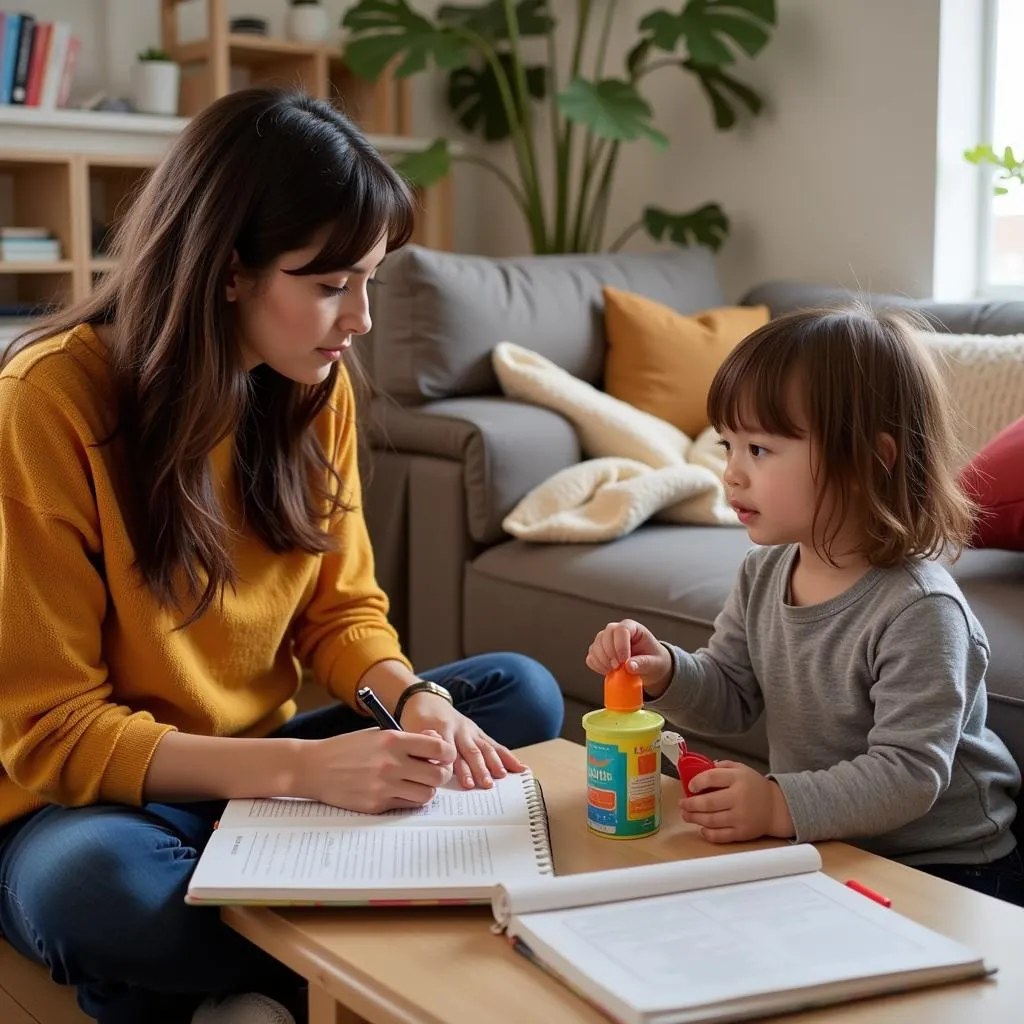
[[309, 982, 367, 1024]]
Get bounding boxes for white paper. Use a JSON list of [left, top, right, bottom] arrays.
[[493, 844, 822, 927], [514, 872, 982, 1017], [218, 769, 532, 829], [188, 823, 544, 898]]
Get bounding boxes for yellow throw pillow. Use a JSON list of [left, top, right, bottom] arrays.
[[602, 287, 770, 439]]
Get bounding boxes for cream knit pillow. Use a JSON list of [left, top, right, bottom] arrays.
[[915, 331, 1024, 460]]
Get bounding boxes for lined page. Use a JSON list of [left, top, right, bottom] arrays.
[[188, 823, 543, 901], [218, 770, 532, 829], [515, 872, 982, 1018]]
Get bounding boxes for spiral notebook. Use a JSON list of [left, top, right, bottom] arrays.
[[185, 769, 551, 906], [490, 845, 988, 1024]]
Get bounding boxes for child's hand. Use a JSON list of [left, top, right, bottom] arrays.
[[680, 761, 795, 843], [586, 619, 672, 697]]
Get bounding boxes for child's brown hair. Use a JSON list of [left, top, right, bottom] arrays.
[[706, 303, 976, 567]]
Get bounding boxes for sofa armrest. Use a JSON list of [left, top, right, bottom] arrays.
[[369, 396, 582, 545]]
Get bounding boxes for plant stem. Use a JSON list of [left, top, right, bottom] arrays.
[[585, 139, 620, 250], [500, 0, 546, 246], [548, 28, 568, 251], [570, 0, 592, 79], [593, 0, 615, 80], [557, 0, 593, 251], [606, 217, 642, 253], [451, 153, 529, 215], [456, 27, 547, 250], [571, 137, 606, 250]]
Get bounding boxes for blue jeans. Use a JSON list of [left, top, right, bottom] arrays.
[[0, 653, 563, 1023], [917, 848, 1024, 907]]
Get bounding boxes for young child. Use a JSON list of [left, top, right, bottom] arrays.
[[586, 305, 1024, 906]]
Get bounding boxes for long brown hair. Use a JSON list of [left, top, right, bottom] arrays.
[[3, 88, 414, 624], [707, 303, 976, 567]]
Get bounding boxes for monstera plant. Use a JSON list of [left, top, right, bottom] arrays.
[[341, 0, 777, 254]]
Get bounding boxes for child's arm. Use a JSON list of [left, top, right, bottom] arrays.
[[769, 594, 985, 843], [646, 563, 764, 735]]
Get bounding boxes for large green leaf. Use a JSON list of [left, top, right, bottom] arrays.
[[342, 0, 466, 80], [392, 139, 452, 188], [557, 78, 668, 148], [639, 0, 775, 66], [448, 55, 546, 141], [682, 59, 762, 128], [436, 0, 554, 39], [643, 203, 729, 250]]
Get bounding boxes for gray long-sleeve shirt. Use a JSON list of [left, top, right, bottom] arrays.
[[649, 544, 1020, 866]]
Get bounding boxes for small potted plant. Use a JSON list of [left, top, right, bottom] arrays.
[[286, 0, 329, 43], [131, 47, 180, 116]]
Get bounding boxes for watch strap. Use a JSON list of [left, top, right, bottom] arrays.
[[395, 680, 453, 723]]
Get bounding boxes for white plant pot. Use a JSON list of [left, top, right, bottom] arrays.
[[286, 4, 330, 43], [131, 61, 180, 116]]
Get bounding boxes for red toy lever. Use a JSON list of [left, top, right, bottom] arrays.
[[676, 739, 718, 797]]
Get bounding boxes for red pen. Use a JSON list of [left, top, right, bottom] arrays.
[[845, 879, 892, 908]]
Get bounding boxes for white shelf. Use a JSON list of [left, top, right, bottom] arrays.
[[0, 105, 189, 136], [0, 105, 450, 156]]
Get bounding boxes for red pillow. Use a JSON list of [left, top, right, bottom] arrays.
[[960, 416, 1024, 550]]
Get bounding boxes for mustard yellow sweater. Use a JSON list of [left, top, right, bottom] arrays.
[[0, 326, 408, 827]]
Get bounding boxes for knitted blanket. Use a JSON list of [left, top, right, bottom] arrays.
[[492, 342, 738, 542]]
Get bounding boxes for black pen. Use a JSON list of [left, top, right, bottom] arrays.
[[356, 686, 402, 731]]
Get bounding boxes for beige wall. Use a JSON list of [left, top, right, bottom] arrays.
[[462, 0, 951, 301]]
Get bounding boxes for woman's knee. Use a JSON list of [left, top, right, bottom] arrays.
[[488, 652, 565, 743], [1, 805, 203, 981]]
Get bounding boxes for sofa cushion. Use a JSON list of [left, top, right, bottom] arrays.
[[916, 333, 1024, 458], [370, 245, 724, 404], [603, 289, 769, 438], [464, 529, 1024, 766], [960, 417, 1024, 551]]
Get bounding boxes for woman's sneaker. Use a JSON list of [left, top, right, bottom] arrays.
[[191, 992, 296, 1023]]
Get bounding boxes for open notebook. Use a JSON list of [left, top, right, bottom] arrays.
[[491, 844, 989, 1024], [186, 769, 551, 906]]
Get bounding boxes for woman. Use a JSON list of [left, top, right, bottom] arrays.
[[0, 88, 563, 1024]]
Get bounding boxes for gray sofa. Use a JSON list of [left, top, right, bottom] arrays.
[[363, 245, 1024, 775]]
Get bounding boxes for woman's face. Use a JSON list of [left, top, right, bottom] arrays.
[[228, 232, 387, 385]]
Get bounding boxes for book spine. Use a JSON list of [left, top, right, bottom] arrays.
[[56, 36, 80, 109], [25, 22, 52, 108], [40, 22, 71, 110], [9, 14, 35, 105], [0, 15, 19, 105]]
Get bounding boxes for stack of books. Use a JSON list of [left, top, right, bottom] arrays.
[[0, 13, 79, 108], [0, 227, 62, 263]]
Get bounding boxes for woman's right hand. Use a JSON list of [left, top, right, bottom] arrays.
[[295, 728, 457, 813], [586, 619, 673, 698]]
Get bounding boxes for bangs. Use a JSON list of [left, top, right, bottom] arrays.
[[291, 159, 414, 276], [707, 324, 807, 438]]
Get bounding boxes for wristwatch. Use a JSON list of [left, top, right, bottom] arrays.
[[395, 680, 453, 724]]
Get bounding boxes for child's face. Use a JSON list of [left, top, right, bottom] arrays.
[[719, 422, 821, 549]]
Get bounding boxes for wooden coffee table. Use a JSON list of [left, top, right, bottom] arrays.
[[223, 738, 1024, 1024]]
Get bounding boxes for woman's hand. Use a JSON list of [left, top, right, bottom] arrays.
[[586, 619, 673, 698], [295, 728, 456, 813], [680, 761, 795, 843], [400, 692, 524, 790]]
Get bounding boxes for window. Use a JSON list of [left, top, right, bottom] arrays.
[[980, 0, 1024, 294]]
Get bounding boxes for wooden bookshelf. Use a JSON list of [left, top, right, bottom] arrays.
[[161, 0, 410, 135]]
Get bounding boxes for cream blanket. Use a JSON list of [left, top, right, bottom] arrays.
[[493, 342, 738, 542]]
